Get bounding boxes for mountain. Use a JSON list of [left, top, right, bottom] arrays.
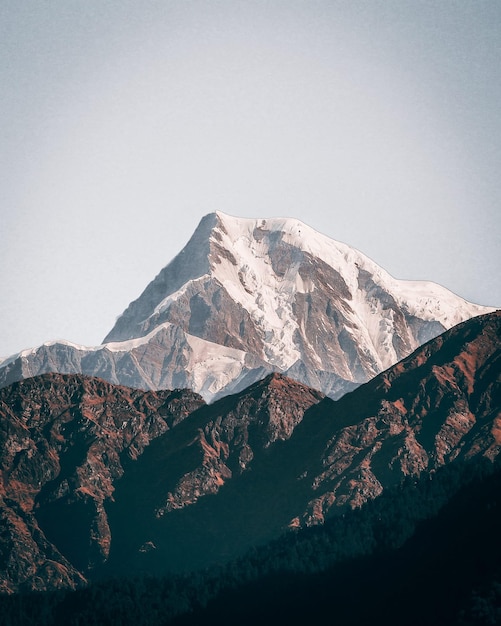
[[105, 310, 501, 576], [0, 310, 498, 592], [0, 211, 492, 401]]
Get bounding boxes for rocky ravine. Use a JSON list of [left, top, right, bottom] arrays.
[[0, 311, 499, 590]]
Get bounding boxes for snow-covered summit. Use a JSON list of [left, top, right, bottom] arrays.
[[107, 212, 487, 344], [209, 210, 481, 323], [98, 211, 493, 399]]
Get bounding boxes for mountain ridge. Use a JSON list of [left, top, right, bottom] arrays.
[[0, 310, 497, 592]]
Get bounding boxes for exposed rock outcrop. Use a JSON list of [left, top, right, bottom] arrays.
[[292, 309, 501, 525]]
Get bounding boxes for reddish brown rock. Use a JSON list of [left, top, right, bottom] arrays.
[[0, 374, 204, 592], [0, 312, 499, 587], [294, 310, 501, 525], [153, 373, 324, 516]]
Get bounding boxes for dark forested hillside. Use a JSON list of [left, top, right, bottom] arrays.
[[2, 456, 500, 626]]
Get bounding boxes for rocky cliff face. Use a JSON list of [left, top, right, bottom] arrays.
[[0, 375, 204, 592], [0, 312, 498, 590], [151, 373, 324, 517], [0, 212, 492, 401]]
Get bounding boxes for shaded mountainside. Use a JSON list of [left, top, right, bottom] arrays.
[[0, 375, 204, 592], [2, 457, 501, 626], [104, 373, 325, 577], [172, 458, 501, 626], [0, 311, 498, 593], [0, 212, 492, 401]]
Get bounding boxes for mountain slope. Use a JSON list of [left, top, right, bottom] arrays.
[[105, 310, 500, 575], [4, 458, 500, 626], [0, 212, 492, 401], [0, 326, 270, 401], [171, 458, 501, 626], [0, 375, 204, 592], [0, 311, 498, 591]]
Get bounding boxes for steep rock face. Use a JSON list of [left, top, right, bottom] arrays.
[[155, 373, 325, 515], [0, 374, 204, 592], [0, 212, 492, 401], [105, 372, 324, 575], [0, 500, 87, 594]]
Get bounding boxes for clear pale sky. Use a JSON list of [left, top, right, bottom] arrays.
[[1, 1, 500, 358]]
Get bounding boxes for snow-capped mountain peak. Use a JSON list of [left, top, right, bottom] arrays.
[[99, 211, 492, 398], [0, 211, 494, 401]]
